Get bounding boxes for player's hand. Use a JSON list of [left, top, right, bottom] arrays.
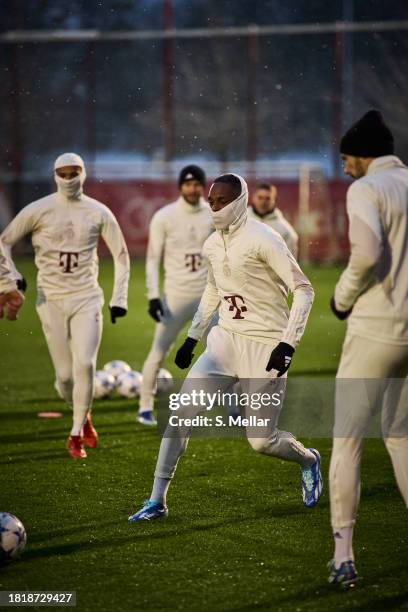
[[330, 296, 353, 320], [266, 342, 295, 377], [16, 277, 27, 293], [175, 337, 198, 369], [110, 306, 127, 324], [0, 290, 24, 321], [148, 298, 164, 322]]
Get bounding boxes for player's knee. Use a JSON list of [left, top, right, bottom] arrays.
[[333, 436, 362, 460], [384, 436, 408, 454], [56, 370, 73, 386], [74, 357, 94, 377]]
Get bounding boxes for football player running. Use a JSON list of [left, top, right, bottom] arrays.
[[138, 165, 214, 426], [1, 153, 130, 459], [129, 173, 322, 522]]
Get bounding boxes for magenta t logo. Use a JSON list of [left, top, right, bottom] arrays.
[[224, 295, 248, 319], [59, 252, 79, 273], [185, 253, 202, 272]]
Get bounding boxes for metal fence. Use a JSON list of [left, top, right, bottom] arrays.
[[2, 20, 408, 183], [1, 12, 407, 260]]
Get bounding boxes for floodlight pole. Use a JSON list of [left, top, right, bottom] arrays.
[[86, 41, 97, 164], [342, 0, 354, 130], [247, 26, 259, 178], [332, 29, 344, 177], [163, 0, 174, 163], [9, 1, 24, 208]]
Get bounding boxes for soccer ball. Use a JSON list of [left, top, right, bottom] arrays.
[[0, 513, 26, 561], [94, 371, 116, 400], [116, 371, 143, 399], [156, 368, 173, 394], [103, 360, 131, 380]]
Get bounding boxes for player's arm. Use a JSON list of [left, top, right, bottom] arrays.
[[332, 181, 382, 319], [101, 208, 130, 324], [0, 238, 18, 294], [259, 235, 314, 376], [145, 211, 166, 322], [284, 222, 299, 260], [175, 259, 220, 369], [0, 238, 24, 320], [0, 205, 36, 291]]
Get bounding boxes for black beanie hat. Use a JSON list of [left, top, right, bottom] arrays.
[[178, 165, 206, 188], [340, 110, 394, 158]]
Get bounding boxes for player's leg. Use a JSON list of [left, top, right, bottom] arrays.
[[329, 335, 376, 585], [328, 335, 408, 586], [69, 296, 103, 453], [244, 377, 315, 464], [129, 326, 236, 521], [235, 336, 321, 507], [138, 294, 199, 424], [36, 300, 73, 406], [203, 311, 240, 418], [381, 346, 408, 507]]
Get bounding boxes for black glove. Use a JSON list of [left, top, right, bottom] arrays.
[[16, 277, 27, 293], [175, 337, 198, 369], [110, 306, 127, 324], [148, 298, 164, 322], [266, 342, 295, 377], [330, 296, 353, 320]]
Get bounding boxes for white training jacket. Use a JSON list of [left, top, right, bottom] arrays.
[[188, 188, 314, 347], [1, 193, 130, 309], [146, 196, 214, 300], [335, 155, 408, 345], [248, 206, 299, 258], [0, 237, 16, 294]]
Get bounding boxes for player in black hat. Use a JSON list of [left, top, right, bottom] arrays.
[[328, 110, 408, 588], [137, 165, 214, 425]]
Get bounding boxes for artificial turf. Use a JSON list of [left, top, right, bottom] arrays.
[[0, 259, 407, 611]]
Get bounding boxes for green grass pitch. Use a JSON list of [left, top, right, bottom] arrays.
[[1, 259, 407, 611]]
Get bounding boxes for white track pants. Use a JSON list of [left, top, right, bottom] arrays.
[[330, 333, 408, 529], [140, 292, 206, 410], [154, 326, 313, 479], [36, 294, 103, 434]]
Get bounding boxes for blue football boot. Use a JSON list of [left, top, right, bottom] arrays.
[[128, 500, 168, 522], [301, 448, 323, 508], [137, 411, 157, 426]]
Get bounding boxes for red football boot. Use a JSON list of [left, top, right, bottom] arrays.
[[83, 414, 98, 448], [67, 435, 87, 459]]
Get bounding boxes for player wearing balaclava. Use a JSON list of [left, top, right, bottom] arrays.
[[1, 152, 130, 459], [129, 173, 322, 523]]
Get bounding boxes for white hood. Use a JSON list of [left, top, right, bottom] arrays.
[[54, 152, 86, 200], [210, 173, 248, 232]]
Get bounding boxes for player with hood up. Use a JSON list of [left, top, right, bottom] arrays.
[[1, 153, 130, 459], [129, 173, 322, 522]]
